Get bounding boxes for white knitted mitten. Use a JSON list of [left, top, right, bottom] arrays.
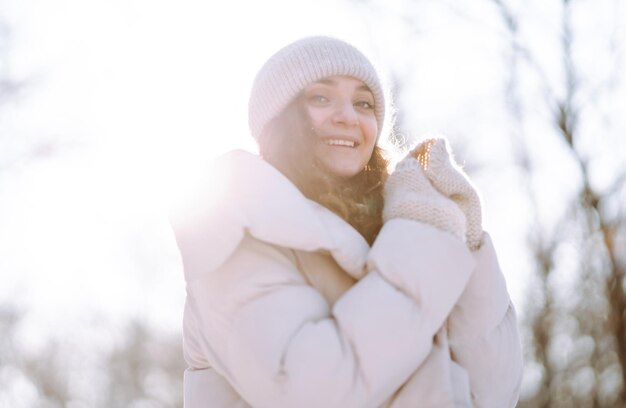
[[416, 138, 483, 250], [383, 153, 467, 241]]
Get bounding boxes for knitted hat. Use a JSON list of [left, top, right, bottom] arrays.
[[248, 36, 385, 141]]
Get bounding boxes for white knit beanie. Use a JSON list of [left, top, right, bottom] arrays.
[[248, 36, 385, 141]]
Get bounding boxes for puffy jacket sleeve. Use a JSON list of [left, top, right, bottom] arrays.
[[447, 232, 523, 407], [184, 219, 476, 408]]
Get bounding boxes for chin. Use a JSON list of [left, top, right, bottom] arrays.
[[325, 165, 363, 179]]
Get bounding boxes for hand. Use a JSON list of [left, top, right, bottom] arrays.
[[414, 138, 483, 250], [383, 150, 467, 241]]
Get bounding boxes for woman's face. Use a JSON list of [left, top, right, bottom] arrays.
[[301, 75, 378, 179]]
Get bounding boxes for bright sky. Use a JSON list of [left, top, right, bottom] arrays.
[[3, 0, 623, 358]]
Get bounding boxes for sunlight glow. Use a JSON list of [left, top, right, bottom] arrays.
[[3, 0, 381, 346]]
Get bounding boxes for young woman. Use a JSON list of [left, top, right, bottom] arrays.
[[171, 36, 523, 407]]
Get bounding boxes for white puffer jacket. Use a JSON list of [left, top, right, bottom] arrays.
[[171, 150, 522, 408]]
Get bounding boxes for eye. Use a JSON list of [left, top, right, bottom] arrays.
[[310, 94, 329, 104], [355, 100, 374, 110]]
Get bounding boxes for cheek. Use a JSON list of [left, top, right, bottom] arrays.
[[305, 106, 328, 128], [362, 117, 378, 142]]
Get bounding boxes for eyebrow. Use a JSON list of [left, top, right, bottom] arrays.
[[314, 78, 372, 93]]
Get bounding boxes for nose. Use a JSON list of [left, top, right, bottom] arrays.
[[332, 101, 359, 127]]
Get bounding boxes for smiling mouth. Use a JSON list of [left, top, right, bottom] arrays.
[[325, 139, 358, 148]]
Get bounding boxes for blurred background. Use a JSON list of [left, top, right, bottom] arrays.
[[1, 0, 625, 406]]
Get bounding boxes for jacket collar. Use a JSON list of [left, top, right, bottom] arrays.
[[173, 150, 369, 281]]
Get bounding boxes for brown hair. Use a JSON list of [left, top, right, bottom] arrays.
[[258, 97, 388, 245]]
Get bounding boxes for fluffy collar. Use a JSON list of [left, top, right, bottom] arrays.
[[171, 150, 370, 282]]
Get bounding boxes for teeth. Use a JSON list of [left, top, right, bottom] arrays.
[[326, 139, 355, 147]]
